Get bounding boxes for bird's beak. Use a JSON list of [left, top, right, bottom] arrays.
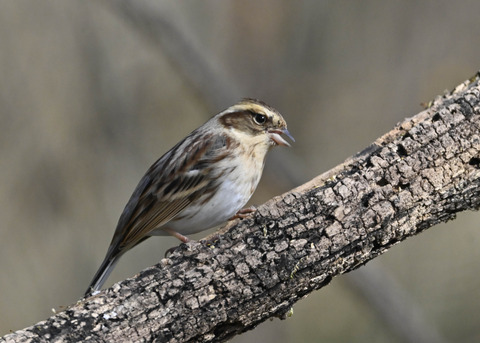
[[268, 128, 295, 147]]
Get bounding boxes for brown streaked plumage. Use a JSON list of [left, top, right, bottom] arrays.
[[85, 99, 294, 295]]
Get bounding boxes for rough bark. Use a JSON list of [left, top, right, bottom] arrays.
[[3, 73, 480, 343]]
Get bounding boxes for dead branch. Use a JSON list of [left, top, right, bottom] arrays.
[[3, 73, 480, 343]]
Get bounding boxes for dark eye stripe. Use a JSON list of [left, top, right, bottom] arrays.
[[218, 109, 269, 135]]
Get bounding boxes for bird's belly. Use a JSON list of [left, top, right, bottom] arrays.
[[152, 177, 255, 236]]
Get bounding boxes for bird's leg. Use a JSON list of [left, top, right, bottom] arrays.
[[229, 206, 257, 220], [163, 228, 190, 257], [162, 227, 190, 243]]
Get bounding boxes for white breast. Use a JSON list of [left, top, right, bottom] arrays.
[[151, 129, 269, 237], [167, 178, 251, 235]]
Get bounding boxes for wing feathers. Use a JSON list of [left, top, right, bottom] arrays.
[[110, 130, 231, 251]]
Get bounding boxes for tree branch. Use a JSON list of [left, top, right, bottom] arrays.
[[4, 73, 480, 343]]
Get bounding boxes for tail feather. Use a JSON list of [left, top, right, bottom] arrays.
[[84, 252, 121, 297]]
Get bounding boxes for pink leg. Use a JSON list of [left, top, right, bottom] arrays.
[[163, 228, 191, 258], [162, 227, 190, 243], [229, 206, 257, 220]]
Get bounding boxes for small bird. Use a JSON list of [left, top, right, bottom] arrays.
[[85, 99, 294, 295]]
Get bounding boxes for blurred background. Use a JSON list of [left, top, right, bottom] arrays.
[[1, 1, 479, 342]]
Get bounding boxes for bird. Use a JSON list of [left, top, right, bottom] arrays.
[[85, 98, 294, 296]]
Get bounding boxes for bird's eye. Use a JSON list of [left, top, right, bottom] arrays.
[[253, 113, 267, 125]]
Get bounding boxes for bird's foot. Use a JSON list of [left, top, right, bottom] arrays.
[[229, 206, 257, 220], [163, 228, 190, 257]]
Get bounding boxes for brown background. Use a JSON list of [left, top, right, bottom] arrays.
[[0, 1, 479, 342]]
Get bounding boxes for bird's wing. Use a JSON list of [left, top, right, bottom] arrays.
[[110, 132, 231, 251]]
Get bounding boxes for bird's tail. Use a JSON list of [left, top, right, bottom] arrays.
[[84, 250, 122, 297]]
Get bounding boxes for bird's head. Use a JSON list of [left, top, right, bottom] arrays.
[[217, 98, 294, 149]]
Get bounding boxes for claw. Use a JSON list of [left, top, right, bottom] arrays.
[[162, 228, 190, 257], [229, 206, 257, 220]]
